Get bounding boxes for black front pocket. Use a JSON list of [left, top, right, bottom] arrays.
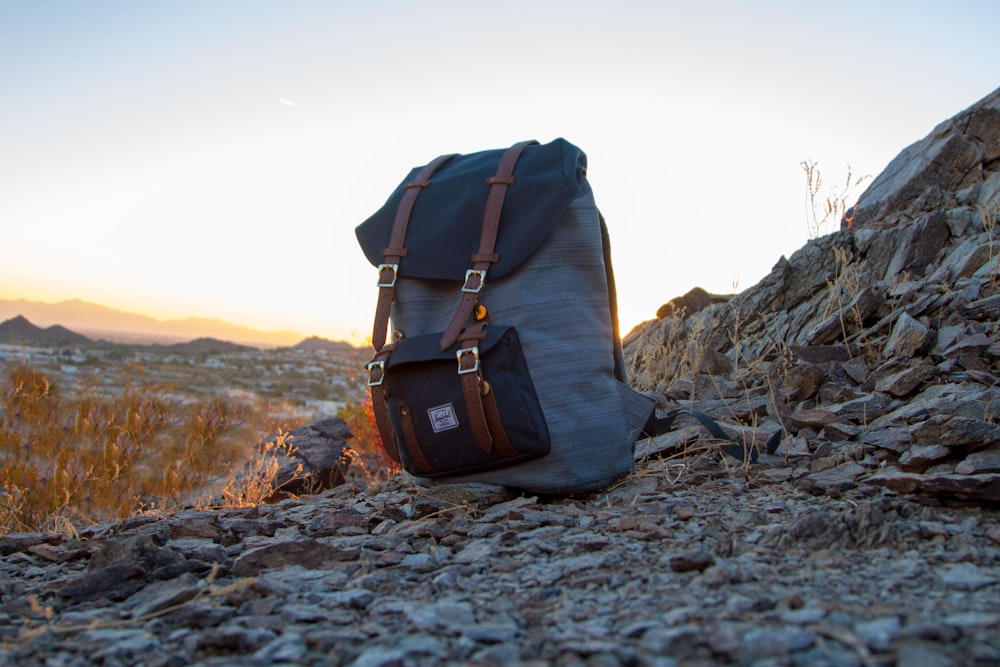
[[377, 325, 550, 477]]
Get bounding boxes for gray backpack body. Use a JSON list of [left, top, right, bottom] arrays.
[[356, 139, 653, 495]]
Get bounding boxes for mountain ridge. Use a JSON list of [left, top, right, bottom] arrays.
[[0, 314, 359, 355], [0, 298, 331, 348], [0, 315, 92, 345]]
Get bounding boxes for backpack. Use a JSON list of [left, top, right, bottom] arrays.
[[355, 138, 656, 495]]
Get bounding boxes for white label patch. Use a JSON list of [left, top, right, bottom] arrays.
[[427, 403, 460, 433]]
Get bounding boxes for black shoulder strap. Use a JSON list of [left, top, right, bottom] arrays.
[[643, 407, 780, 463]]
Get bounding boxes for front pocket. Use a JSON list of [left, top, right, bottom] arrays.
[[373, 325, 550, 477]]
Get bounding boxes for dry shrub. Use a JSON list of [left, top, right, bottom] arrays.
[[0, 365, 254, 534], [219, 430, 296, 507], [801, 160, 869, 237], [339, 396, 399, 485]]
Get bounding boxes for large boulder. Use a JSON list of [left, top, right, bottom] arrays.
[[232, 418, 353, 502]]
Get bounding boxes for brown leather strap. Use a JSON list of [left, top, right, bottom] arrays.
[[372, 153, 457, 352], [399, 403, 436, 475], [457, 323, 492, 452], [480, 382, 518, 458], [439, 140, 536, 351], [366, 349, 399, 462]]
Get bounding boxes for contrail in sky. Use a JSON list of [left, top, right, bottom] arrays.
[[278, 98, 302, 108]]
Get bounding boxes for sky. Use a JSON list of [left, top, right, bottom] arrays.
[[2, 1, 998, 345]]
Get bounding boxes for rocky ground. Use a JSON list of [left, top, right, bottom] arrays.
[[2, 89, 999, 666], [1, 453, 997, 667]]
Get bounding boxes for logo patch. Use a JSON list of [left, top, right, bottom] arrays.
[[427, 403, 460, 433]]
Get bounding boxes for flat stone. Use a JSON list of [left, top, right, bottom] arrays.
[[803, 462, 866, 494], [910, 415, 1000, 450], [883, 312, 932, 358], [865, 470, 1000, 502], [937, 563, 999, 591], [231, 539, 359, 576], [789, 407, 839, 428], [123, 572, 202, 619], [899, 444, 952, 471], [955, 446, 1000, 474], [405, 601, 475, 633], [896, 641, 955, 667], [874, 359, 937, 396], [668, 549, 715, 573]]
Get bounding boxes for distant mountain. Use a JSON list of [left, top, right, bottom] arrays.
[[290, 336, 357, 353], [146, 337, 253, 355], [0, 298, 307, 348], [0, 315, 92, 345]]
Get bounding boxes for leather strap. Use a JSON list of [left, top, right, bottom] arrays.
[[399, 402, 436, 475], [439, 140, 537, 351], [372, 153, 457, 352], [457, 323, 492, 452], [366, 348, 400, 462], [481, 382, 518, 458]]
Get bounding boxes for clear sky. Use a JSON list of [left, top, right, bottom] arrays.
[[2, 1, 998, 344]]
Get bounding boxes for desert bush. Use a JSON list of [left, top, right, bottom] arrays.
[[339, 396, 399, 484], [219, 430, 295, 507], [0, 365, 256, 534]]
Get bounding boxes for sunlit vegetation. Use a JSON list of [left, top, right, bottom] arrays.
[[338, 396, 400, 485], [0, 344, 398, 535], [0, 365, 254, 533], [801, 160, 870, 238]]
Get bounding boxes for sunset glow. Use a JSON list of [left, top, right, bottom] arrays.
[[2, 1, 998, 345]]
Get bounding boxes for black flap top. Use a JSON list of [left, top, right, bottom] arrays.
[[355, 138, 587, 281]]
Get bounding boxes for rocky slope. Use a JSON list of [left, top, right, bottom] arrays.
[[626, 86, 1000, 505], [1, 88, 999, 666]]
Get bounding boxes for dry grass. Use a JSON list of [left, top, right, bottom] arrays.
[[0, 365, 276, 534], [801, 160, 869, 238], [0, 359, 403, 536], [218, 430, 298, 507], [979, 200, 1000, 287], [821, 244, 867, 353], [629, 314, 711, 394]]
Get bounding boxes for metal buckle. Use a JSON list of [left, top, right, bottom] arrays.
[[456, 347, 480, 374], [376, 264, 398, 288], [461, 269, 486, 294], [367, 360, 386, 386]]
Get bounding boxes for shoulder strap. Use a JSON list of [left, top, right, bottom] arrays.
[[371, 153, 457, 352], [439, 140, 537, 351], [644, 408, 778, 463]]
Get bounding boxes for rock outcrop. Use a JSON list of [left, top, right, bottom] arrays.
[[626, 86, 1000, 504], [229, 419, 353, 502]]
